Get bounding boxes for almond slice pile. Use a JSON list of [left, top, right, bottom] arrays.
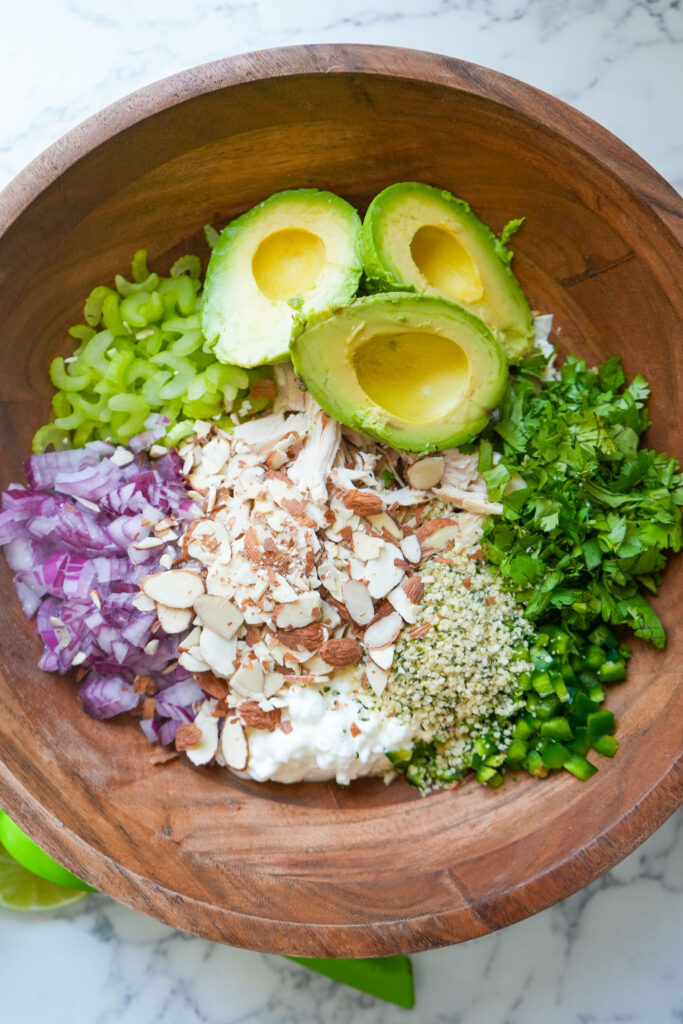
[[140, 368, 500, 771]]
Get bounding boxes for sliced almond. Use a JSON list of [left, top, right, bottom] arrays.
[[194, 593, 244, 640], [178, 625, 202, 652], [387, 583, 419, 624], [133, 536, 165, 550], [368, 644, 395, 671], [156, 604, 194, 634], [263, 671, 285, 697], [303, 653, 334, 675], [194, 671, 229, 699], [364, 543, 405, 600], [366, 661, 389, 697], [415, 518, 462, 558], [230, 660, 265, 697], [367, 510, 403, 541], [338, 579, 372, 626], [275, 623, 324, 652], [400, 534, 422, 564], [319, 637, 363, 667], [178, 649, 210, 673], [184, 707, 219, 765], [221, 717, 249, 771], [141, 570, 204, 609], [364, 612, 402, 650], [132, 592, 157, 613], [175, 722, 203, 751], [351, 531, 385, 561], [185, 519, 231, 565], [272, 592, 321, 629], [238, 700, 281, 732], [343, 489, 384, 516], [406, 456, 445, 490], [198, 628, 238, 678], [403, 576, 424, 604]]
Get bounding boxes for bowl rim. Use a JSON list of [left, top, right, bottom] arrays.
[[0, 43, 681, 957]]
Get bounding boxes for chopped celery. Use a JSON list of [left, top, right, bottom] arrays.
[[33, 249, 263, 452]]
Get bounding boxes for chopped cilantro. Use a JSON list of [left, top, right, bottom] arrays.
[[482, 354, 682, 648]]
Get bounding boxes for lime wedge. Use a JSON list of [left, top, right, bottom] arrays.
[[0, 810, 94, 891], [0, 842, 86, 912]]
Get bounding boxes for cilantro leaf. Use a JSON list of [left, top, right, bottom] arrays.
[[482, 353, 681, 646]]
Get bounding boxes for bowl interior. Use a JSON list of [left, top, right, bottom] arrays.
[[0, 50, 681, 957]]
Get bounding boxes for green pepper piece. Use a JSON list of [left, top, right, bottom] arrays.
[[525, 750, 548, 778], [586, 710, 616, 741], [532, 671, 554, 697], [505, 738, 527, 764], [540, 717, 573, 742], [588, 683, 605, 704], [563, 753, 597, 780], [589, 624, 617, 649], [570, 691, 599, 724], [568, 725, 591, 756], [584, 644, 607, 670], [599, 660, 627, 683], [286, 955, 414, 1008], [553, 677, 570, 703], [513, 716, 535, 741], [476, 765, 503, 787], [592, 734, 619, 757], [533, 698, 561, 722], [541, 740, 570, 770]]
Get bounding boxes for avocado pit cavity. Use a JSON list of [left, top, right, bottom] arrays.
[[353, 330, 470, 424], [410, 225, 483, 305], [252, 228, 326, 301]]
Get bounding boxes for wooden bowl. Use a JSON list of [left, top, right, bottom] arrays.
[[0, 45, 681, 958]]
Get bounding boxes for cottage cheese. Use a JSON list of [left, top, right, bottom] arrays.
[[230, 670, 414, 785]]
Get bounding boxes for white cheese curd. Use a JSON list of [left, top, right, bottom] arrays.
[[235, 672, 415, 785]]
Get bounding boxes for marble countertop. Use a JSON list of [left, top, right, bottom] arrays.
[[1, 1, 681, 1021]]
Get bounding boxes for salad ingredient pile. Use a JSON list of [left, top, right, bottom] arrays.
[[0, 181, 680, 795]]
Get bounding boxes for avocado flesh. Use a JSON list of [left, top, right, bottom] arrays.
[[290, 294, 508, 454], [202, 189, 362, 368], [362, 182, 534, 362]]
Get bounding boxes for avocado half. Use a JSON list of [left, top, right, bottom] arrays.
[[362, 182, 534, 362], [290, 293, 508, 454], [202, 189, 362, 367]]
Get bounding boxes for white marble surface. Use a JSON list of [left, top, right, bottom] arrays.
[[1, 1, 682, 1021]]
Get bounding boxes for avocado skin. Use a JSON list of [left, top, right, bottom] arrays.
[[361, 182, 534, 363], [202, 188, 362, 367], [290, 292, 508, 455]]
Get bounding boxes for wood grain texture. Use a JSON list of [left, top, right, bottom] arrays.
[[0, 45, 681, 957]]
